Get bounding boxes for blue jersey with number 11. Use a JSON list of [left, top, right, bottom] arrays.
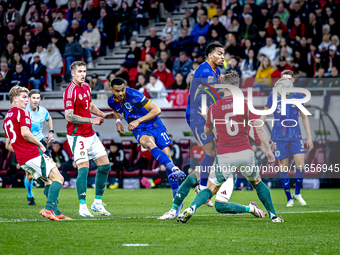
[[265, 92, 304, 141]]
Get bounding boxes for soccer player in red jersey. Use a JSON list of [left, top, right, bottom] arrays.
[[64, 61, 115, 217], [177, 71, 284, 223], [3, 86, 70, 221]]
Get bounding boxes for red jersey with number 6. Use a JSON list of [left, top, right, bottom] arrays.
[[3, 107, 39, 165], [64, 81, 94, 137], [205, 96, 260, 155]]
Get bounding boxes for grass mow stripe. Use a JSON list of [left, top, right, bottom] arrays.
[[0, 210, 340, 223]]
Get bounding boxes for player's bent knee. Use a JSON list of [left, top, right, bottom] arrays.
[[26, 172, 33, 181], [215, 201, 227, 213], [48, 167, 64, 184], [98, 164, 111, 174]]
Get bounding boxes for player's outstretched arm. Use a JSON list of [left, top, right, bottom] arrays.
[[128, 101, 161, 131], [89, 102, 115, 119], [21, 126, 46, 153], [5, 138, 14, 153], [65, 109, 103, 125], [113, 111, 125, 134], [253, 120, 275, 163], [300, 110, 314, 151]]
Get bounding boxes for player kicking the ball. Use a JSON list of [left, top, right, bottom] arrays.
[[4, 86, 70, 221], [261, 70, 314, 207], [108, 78, 186, 215], [177, 71, 284, 223], [64, 61, 115, 217]]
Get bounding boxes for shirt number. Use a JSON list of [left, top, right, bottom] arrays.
[[4, 120, 17, 144], [85, 100, 89, 109], [225, 112, 239, 136]]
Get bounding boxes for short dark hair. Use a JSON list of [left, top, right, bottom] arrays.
[[111, 77, 126, 87], [66, 32, 74, 38], [205, 43, 224, 56], [29, 89, 41, 97], [70, 61, 86, 73], [213, 15, 218, 19], [149, 74, 157, 80], [179, 51, 187, 56], [281, 70, 295, 78], [157, 60, 165, 65]]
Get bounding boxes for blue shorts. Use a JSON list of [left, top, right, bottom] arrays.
[[191, 122, 214, 146], [133, 125, 173, 150], [274, 140, 305, 160]]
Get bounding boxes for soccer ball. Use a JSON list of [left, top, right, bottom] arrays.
[[274, 78, 293, 97]]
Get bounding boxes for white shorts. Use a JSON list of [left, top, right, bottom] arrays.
[[209, 149, 259, 186], [215, 175, 234, 203], [21, 153, 56, 180], [67, 134, 107, 164]]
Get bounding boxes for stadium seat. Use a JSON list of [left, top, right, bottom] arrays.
[[52, 59, 66, 78], [63, 140, 73, 157], [142, 158, 159, 176], [178, 139, 190, 169], [128, 68, 138, 87], [121, 140, 135, 166], [102, 139, 114, 149], [307, 139, 330, 176], [0, 151, 13, 176]]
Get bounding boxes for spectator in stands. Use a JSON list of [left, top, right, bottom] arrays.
[[289, 16, 305, 41], [104, 72, 116, 91], [329, 17, 338, 38], [2, 43, 15, 67], [124, 40, 141, 69], [215, 6, 227, 28], [161, 17, 178, 41], [325, 45, 340, 77], [107, 143, 127, 189], [13, 53, 29, 77], [143, 73, 167, 98], [10, 63, 28, 88], [153, 60, 174, 89], [51, 34, 66, 55], [258, 5, 271, 29], [52, 11, 69, 36], [67, 20, 83, 41], [192, 36, 206, 59], [172, 28, 193, 57], [25, 4, 39, 29], [137, 61, 153, 81], [132, 0, 150, 35], [172, 51, 192, 78], [306, 13, 321, 45], [177, 18, 192, 39], [224, 33, 243, 58], [287, 1, 306, 29], [22, 45, 33, 64], [90, 73, 103, 98], [323, 66, 340, 112], [113, 63, 129, 81], [144, 27, 161, 51], [179, 9, 196, 29], [83, 1, 96, 24], [191, 14, 209, 44], [116, 2, 134, 46], [168, 134, 181, 166], [277, 37, 293, 59], [135, 73, 147, 91], [312, 53, 324, 77], [227, 17, 240, 37], [208, 15, 226, 40], [238, 14, 258, 43], [42, 14, 53, 32], [0, 72, 9, 97], [0, 62, 9, 80], [159, 51, 173, 70], [226, 0, 242, 17], [3, 3, 21, 28], [30, 45, 46, 65], [141, 39, 157, 62], [207, 0, 217, 20], [292, 49, 308, 78], [267, 16, 288, 38], [34, 22, 48, 47], [254, 54, 274, 88], [258, 37, 277, 64], [56, 0, 69, 9], [319, 34, 331, 53], [29, 54, 46, 89], [67, 0, 82, 22], [22, 31, 36, 53], [157, 40, 172, 60], [145, 53, 157, 71], [95, 8, 112, 56], [172, 72, 187, 90], [308, 67, 326, 87], [4, 33, 20, 53], [79, 21, 100, 68], [72, 10, 87, 32], [240, 49, 256, 79], [41, 43, 63, 91], [164, 32, 175, 55], [271, 56, 293, 78], [192, 0, 207, 21], [227, 57, 242, 78], [63, 33, 82, 82], [51, 141, 76, 189], [274, 2, 290, 25], [39, 3, 51, 22]]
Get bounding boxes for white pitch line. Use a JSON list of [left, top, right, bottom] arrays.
[[0, 210, 339, 223]]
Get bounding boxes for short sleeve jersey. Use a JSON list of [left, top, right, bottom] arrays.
[[3, 107, 40, 165], [26, 105, 49, 141], [265, 92, 303, 141], [64, 81, 95, 137], [206, 96, 259, 155], [108, 88, 164, 131]]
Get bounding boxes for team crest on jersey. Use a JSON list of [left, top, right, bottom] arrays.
[[124, 102, 132, 110], [201, 133, 207, 140], [66, 100, 72, 107], [275, 151, 280, 157], [79, 94, 83, 100], [26, 118, 30, 124], [208, 76, 214, 83], [80, 151, 85, 156], [84, 93, 87, 98]]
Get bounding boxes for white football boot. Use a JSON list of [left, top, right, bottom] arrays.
[[294, 194, 307, 206], [177, 207, 195, 223], [286, 199, 294, 207], [78, 204, 94, 217], [157, 209, 177, 220], [91, 201, 111, 216], [249, 202, 265, 218]]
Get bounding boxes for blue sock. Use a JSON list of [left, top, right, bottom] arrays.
[[24, 176, 33, 198], [165, 168, 179, 198], [150, 147, 175, 171], [280, 171, 292, 201], [295, 168, 304, 195], [199, 154, 215, 187]]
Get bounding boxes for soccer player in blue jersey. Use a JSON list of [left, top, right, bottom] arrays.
[[108, 78, 186, 215], [261, 70, 314, 207], [24, 89, 54, 205], [158, 43, 225, 219]]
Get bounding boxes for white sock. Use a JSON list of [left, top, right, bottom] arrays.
[[80, 204, 87, 209], [248, 204, 254, 213], [94, 199, 102, 204], [200, 185, 207, 190]]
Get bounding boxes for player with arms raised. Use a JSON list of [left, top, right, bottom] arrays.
[[108, 78, 186, 214], [177, 71, 284, 223], [4, 86, 70, 221], [261, 70, 314, 207], [64, 61, 114, 217]]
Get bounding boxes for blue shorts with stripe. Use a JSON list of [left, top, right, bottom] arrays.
[[274, 140, 305, 160]]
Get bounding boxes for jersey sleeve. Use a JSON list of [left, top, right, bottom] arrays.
[[20, 109, 32, 128], [248, 126, 262, 146], [131, 89, 151, 108], [245, 100, 259, 120], [264, 92, 273, 110], [205, 105, 214, 128], [108, 96, 118, 111], [64, 87, 75, 110], [44, 108, 50, 121]]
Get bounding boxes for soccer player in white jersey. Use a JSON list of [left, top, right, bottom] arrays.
[[64, 61, 115, 217]]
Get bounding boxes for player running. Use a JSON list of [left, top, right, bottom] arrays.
[[177, 71, 284, 223], [108, 78, 186, 215], [4, 86, 70, 221], [24, 89, 55, 206], [261, 70, 314, 207], [64, 61, 114, 217]]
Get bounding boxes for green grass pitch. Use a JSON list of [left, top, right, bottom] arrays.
[[0, 188, 339, 254]]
